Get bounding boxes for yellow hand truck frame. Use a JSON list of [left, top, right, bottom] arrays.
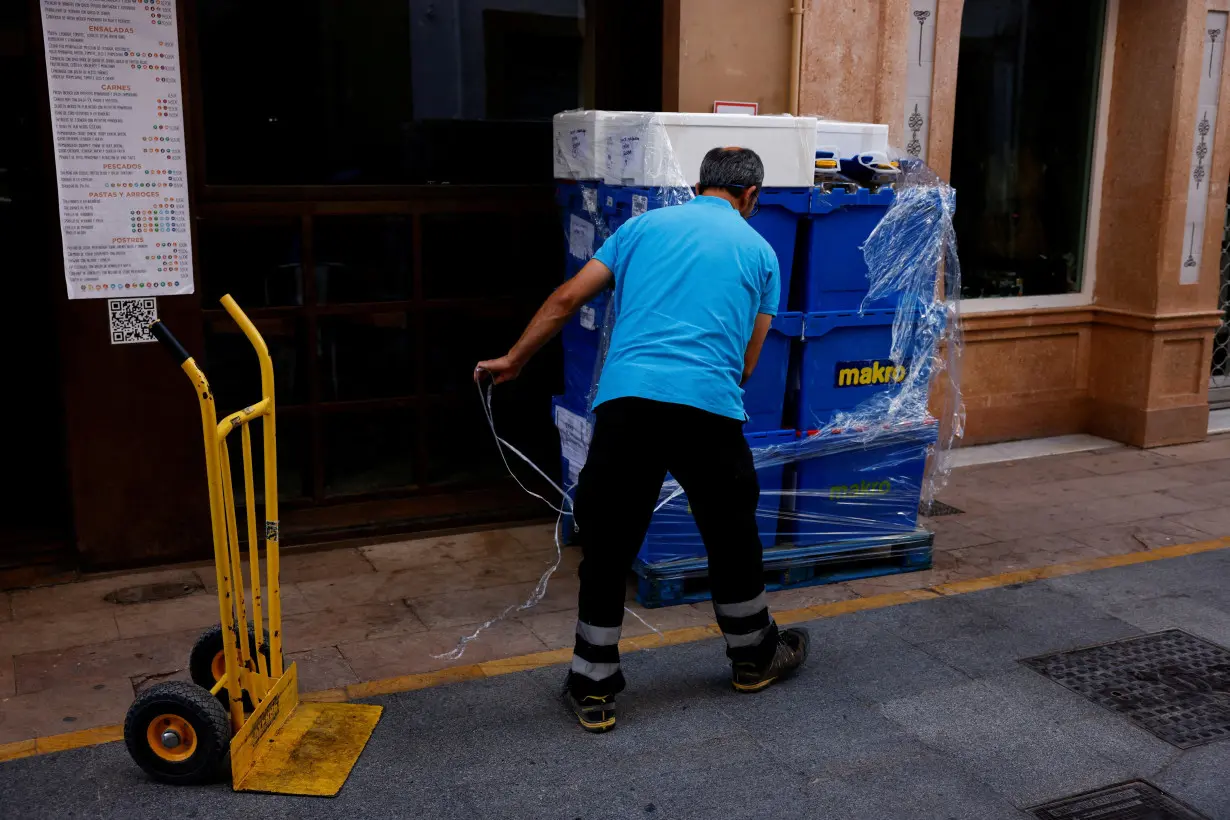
[[123, 295, 381, 796]]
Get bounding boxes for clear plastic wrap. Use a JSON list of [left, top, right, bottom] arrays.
[[553, 113, 963, 567], [438, 112, 962, 655]]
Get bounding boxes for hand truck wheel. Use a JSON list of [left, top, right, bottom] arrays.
[[124, 680, 230, 785], [188, 623, 276, 710]]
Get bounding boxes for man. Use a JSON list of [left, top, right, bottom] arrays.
[[476, 147, 809, 733]]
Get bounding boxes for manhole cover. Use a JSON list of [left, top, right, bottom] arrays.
[[104, 580, 203, 605], [919, 500, 963, 517], [1029, 780, 1208, 819], [1021, 630, 1230, 748]]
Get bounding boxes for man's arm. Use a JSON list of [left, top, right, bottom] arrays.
[[475, 259, 614, 383], [741, 313, 774, 386]]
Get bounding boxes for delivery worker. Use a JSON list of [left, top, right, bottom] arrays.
[[475, 147, 809, 733]]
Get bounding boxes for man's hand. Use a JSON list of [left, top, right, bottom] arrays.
[[475, 355, 523, 385], [474, 259, 614, 388]]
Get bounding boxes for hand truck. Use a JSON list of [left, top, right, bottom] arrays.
[[123, 295, 381, 796]]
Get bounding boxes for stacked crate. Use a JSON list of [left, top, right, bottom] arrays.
[[551, 112, 944, 604]]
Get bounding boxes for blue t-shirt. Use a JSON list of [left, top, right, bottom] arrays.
[[590, 195, 780, 421]]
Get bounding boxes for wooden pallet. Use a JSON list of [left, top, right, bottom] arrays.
[[634, 529, 934, 608]]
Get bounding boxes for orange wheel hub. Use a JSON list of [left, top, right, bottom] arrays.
[[210, 650, 226, 682], [146, 713, 197, 762]]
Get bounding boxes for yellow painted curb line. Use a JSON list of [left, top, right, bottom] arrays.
[[5, 534, 1229, 764]]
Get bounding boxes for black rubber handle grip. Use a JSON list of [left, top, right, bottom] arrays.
[[149, 320, 190, 365]]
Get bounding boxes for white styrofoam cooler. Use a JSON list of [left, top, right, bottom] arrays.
[[556, 111, 819, 187], [553, 110, 650, 182], [814, 120, 889, 160], [618, 113, 818, 188]]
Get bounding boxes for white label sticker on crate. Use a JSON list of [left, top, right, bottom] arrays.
[[568, 214, 595, 261], [632, 194, 648, 217], [581, 187, 598, 213], [579, 304, 597, 330], [554, 404, 593, 476]]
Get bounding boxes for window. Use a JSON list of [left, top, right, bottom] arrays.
[[196, 0, 592, 185], [950, 0, 1107, 299], [189, 1, 662, 524]]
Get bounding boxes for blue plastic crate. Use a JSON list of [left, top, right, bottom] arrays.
[[801, 187, 897, 312], [602, 186, 807, 312], [786, 422, 936, 544], [743, 312, 802, 432], [796, 309, 924, 430], [599, 185, 684, 233], [561, 288, 612, 404], [748, 188, 809, 310], [557, 180, 606, 273], [638, 428, 794, 565]]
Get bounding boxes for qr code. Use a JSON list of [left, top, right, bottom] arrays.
[[109, 297, 158, 344]]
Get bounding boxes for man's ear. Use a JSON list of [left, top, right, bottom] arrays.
[[742, 185, 759, 211]]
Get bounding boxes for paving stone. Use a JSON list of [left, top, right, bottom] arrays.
[[0, 654, 13, 698], [1153, 736, 1230, 819], [921, 516, 1002, 550], [858, 594, 1008, 644], [785, 615, 971, 703], [287, 646, 360, 693], [960, 583, 1142, 638], [0, 677, 132, 744], [961, 507, 1105, 542], [360, 528, 539, 573], [1153, 435, 1230, 461], [294, 557, 542, 609], [12, 629, 198, 694], [279, 600, 427, 653], [764, 580, 860, 611], [949, 535, 1099, 575], [1159, 478, 1230, 510], [0, 592, 11, 622], [276, 547, 375, 584], [10, 569, 203, 621], [338, 619, 549, 681], [130, 667, 190, 696], [1073, 448, 1183, 475], [1080, 491, 1208, 526], [1064, 518, 1213, 553], [0, 610, 120, 657], [879, 679, 1131, 808], [1083, 592, 1230, 647], [111, 591, 226, 640], [801, 742, 1031, 819], [1164, 505, 1230, 539], [408, 574, 579, 631]]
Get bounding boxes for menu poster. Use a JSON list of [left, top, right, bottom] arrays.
[[40, 0, 193, 300]]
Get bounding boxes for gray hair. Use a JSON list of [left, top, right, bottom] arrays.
[[697, 147, 765, 196]]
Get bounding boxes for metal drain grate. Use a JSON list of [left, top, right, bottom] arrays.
[[919, 500, 963, 517], [1030, 780, 1209, 819], [1022, 630, 1230, 748]]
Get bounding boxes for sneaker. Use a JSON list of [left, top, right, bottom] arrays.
[[731, 627, 810, 693], [562, 676, 617, 733]]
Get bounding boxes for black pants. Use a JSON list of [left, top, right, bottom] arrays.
[[569, 397, 779, 697]]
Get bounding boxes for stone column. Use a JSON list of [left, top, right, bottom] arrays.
[[1089, 0, 1227, 446]]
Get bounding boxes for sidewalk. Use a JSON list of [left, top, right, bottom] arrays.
[[3, 540, 1229, 818], [2, 435, 1230, 749]]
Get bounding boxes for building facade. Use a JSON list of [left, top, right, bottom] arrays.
[[4, 0, 1226, 580]]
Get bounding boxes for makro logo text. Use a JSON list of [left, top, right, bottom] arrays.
[[829, 480, 892, 499], [834, 359, 907, 388]]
